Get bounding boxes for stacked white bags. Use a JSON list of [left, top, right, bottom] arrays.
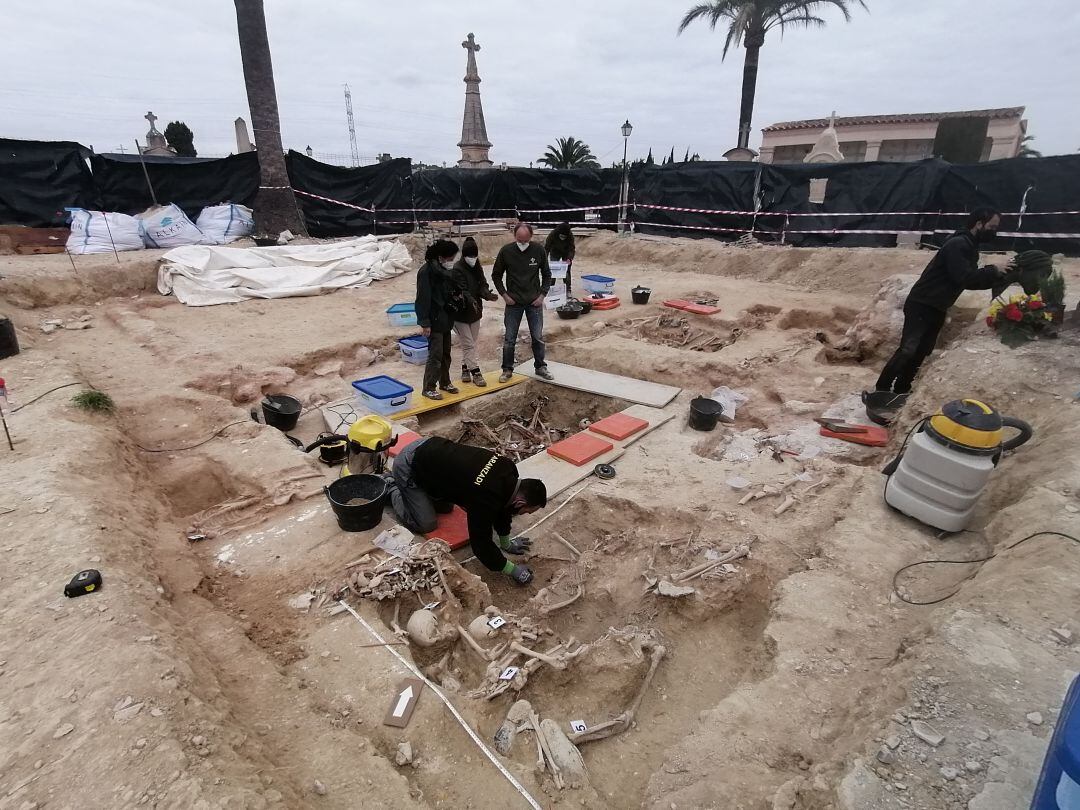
[[65, 209, 145, 255], [195, 204, 255, 245]]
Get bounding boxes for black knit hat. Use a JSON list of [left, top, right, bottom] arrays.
[[461, 236, 479, 257]]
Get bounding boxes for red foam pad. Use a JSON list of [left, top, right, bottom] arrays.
[[819, 424, 889, 447], [547, 432, 614, 466], [388, 431, 422, 458], [425, 505, 470, 550], [663, 299, 721, 315], [589, 413, 649, 441]]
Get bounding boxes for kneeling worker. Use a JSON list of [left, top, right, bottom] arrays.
[[386, 436, 547, 585]]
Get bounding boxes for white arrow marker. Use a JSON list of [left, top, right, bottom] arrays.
[[392, 685, 414, 718]]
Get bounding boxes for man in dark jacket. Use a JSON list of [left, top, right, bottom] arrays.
[[386, 436, 547, 585], [874, 208, 1007, 397], [492, 222, 554, 383], [545, 222, 576, 294]]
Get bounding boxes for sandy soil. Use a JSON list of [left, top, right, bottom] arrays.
[[1, 233, 1079, 810]]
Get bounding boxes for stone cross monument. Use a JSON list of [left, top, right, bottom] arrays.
[[457, 33, 494, 169], [140, 111, 176, 157]]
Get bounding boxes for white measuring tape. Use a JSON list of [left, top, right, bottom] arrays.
[[337, 600, 543, 810]]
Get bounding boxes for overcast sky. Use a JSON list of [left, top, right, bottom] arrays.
[[3, 0, 1077, 165]]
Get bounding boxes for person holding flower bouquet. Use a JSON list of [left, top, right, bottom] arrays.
[[873, 209, 1008, 398]]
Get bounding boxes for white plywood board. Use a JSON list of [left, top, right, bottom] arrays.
[[516, 404, 673, 497], [514, 361, 681, 407]]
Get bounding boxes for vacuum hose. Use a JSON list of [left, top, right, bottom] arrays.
[[1000, 417, 1034, 452]]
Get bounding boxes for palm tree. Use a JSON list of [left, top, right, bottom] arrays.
[[678, 1, 867, 153], [1017, 134, 1042, 159], [538, 137, 601, 169], [233, 0, 308, 238]]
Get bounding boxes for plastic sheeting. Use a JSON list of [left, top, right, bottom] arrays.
[[92, 151, 259, 220], [156, 236, 412, 306], [285, 152, 412, 237], [757, 160, 950, 247], [0, 138, 95, 227]]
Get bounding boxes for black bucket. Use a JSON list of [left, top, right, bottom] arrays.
[[261, 394, 301, 431], [631, 286, 652, 305], [325, 474, 388, 532], [0, 317, 20, 360], [689, 397, 723, 431]]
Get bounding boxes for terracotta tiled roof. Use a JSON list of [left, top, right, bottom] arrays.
[[762, 107, 1025, 133]]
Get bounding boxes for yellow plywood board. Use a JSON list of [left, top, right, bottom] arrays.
[[319, 371, 527, 433], [390, 371, 527, 418]]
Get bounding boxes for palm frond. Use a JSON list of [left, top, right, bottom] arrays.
[[678, 0, 739, 33]]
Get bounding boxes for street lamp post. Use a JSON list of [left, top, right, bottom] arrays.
[[619, 119, 633, 235]]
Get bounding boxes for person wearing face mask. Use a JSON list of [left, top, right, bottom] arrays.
[[415, 239, 461, 401], [450, 237, 499, 387], [544, 222, 576, 294], [492, 222, 554, 382], [872, 208, 1008, 399]]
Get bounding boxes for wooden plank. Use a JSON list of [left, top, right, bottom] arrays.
[[318, 372, 525, 433], [390, 371, 527, 419], [514, 361, 681, 408], [517, 404, 672, 497]]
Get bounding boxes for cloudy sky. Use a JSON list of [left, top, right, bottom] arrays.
[[3, 0, 1077, 164]]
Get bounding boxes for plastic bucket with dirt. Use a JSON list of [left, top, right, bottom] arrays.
[[261, 394, 302, 431], [689, 397, 724, 431], [631, 286, 652, 305], [325, 474, 388, 531]]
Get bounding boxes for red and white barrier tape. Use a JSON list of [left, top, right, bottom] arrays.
[[293, 189, 374, 212], [283, 187, 1078, 239]]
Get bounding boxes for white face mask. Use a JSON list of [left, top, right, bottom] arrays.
[[465, 257, 478, 267], [440, 260, 455, 270], [516, 241, 529, 251]]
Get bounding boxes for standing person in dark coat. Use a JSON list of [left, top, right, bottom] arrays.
[[451, 237, 499, 387], [415, 239, 461, 401], [545, 222, 576, 294], [492, 222, 554, 383], [872, 209, 1008, 401]]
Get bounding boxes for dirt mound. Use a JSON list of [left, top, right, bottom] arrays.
[[824, 274, 916, 363]]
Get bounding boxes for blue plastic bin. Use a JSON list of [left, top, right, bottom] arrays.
[[386, 303, 418, 328], [398, 335, 429, 365], [352, 376, 414, 415], [582, 274, 616, 294], [1031, 673, 1080, 809]]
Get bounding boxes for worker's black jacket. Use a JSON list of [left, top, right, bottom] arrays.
[[907, 231, 1001, 312], [412, 437, 516, 571], [491, 241, 552, 305], [415, 260, 454, 332]]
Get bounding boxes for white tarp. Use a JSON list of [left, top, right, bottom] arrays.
[[157, 237, 413, 306]]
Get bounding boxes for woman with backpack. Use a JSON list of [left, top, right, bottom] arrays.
[[415, 239, 461, 401], [450, 236, 499, 387]]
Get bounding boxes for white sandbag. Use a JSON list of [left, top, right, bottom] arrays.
[[65, 209, 145, 255], [138, 203, 207, 248], [195, 203, 254, 245]]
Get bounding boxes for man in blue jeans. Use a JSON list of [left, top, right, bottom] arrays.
[[492, 222, 554, 382]]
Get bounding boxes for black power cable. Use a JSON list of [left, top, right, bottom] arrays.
[[134, 420, 251, 453], [892, 531, 1080, 606]]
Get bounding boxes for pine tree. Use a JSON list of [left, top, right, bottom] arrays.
[[668, 147, 676, 165], [164, 121, 197, 157], [645, 148, 655, 166]]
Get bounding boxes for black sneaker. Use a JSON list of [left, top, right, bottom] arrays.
[[535, 367, 554, 381], [422, 390, 443, 401], [442, 384, 460, 395]]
